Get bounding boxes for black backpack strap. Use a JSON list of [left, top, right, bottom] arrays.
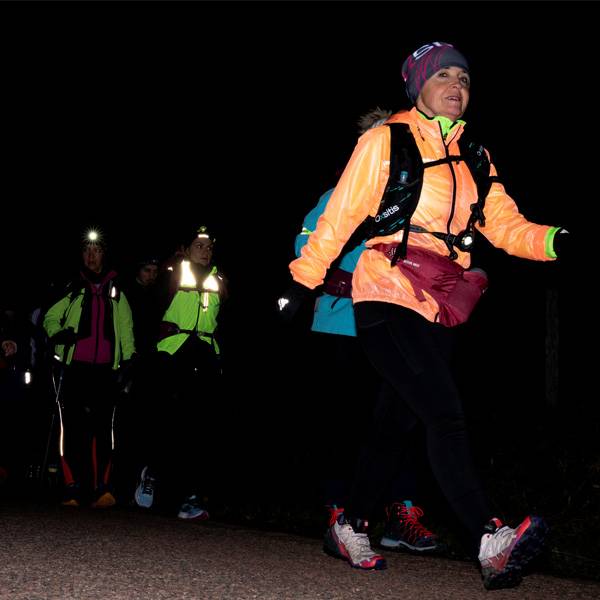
[[343, 123, 424, 263], [411, 134, 497, 260], [457, 135, 495, 228], [422, 155, 462, 169], [57, 280, 85, 328], [389, 123, 424, 263], [365, 123, 425, 265], [346, 126, 498, 266]]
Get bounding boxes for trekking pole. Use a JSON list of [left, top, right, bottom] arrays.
[[40, 355, 67, 487]]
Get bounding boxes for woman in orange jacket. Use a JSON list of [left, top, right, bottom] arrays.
[[281, 42, 568, 589]]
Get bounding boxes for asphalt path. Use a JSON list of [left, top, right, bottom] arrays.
[[1, 504, 599, 600]]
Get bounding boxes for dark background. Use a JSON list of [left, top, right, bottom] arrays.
[[0, 0, 597, 578]]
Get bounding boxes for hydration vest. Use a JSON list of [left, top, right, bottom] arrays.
[[361, 123, 500, 264]]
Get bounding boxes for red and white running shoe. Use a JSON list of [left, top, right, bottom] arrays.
[[323, 506, 386, 570], [479, 516, 548, 589]]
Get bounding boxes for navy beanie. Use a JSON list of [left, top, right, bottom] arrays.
[[402, 42, 469, 104]]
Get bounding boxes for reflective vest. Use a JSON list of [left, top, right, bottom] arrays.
[[157, 262, 222, 355]]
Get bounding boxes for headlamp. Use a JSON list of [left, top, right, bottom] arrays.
[[455, 230, 475, 252], [82, 227, 105, 247], [195, 225, 215, 243], [432, 228, 476, 255]]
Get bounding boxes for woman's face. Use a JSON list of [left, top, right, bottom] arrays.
[[82, 244, 104, 274], [416, 66, 470, 121], [188, 237, 214, 266]]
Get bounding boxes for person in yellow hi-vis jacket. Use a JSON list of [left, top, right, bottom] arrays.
[[134, 225, 228, 521], [44, 229, 135, 509], [279, 42, 570, 589]]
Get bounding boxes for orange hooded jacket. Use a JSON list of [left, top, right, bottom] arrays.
[[289, 108, 558, 323]]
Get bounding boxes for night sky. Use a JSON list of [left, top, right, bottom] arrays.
[[0, 2, 591, 409]]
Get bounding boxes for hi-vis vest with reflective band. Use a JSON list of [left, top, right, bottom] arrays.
[[157, 262, 222, 355]]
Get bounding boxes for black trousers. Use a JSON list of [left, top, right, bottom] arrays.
[[350, 302, 490, 543], [59, 361, 117, 495], [308, 332, 378, 508], [112, 351, 160, 500], [146, 336, 220, 506], [309, 332, 422, 509]]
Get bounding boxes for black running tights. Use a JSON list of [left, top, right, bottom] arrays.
[[349, 302, 490, 544]]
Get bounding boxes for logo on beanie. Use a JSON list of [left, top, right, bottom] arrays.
[[403, 42, 456, 82], [411, 42, 453, 62]]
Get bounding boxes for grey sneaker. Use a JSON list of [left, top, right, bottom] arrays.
[[177, 495, 209, 520], [134, 466, 155, 509]]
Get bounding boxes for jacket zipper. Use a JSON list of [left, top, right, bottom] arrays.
[[440, 122, 459, 237], [93, 291, 100, 364]]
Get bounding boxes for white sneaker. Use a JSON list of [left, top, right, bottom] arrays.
[[323, 509, 386, 570], [479, 516, 548, 589], [134, 466, 155, 509]]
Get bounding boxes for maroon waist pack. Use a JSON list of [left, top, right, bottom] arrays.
[[373, 244, 488, 327], [323, 268, 353, 298]]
